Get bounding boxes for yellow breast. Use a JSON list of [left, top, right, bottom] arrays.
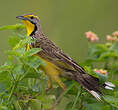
[[27, 44, 61, 76], [40, 57, 62, 77]]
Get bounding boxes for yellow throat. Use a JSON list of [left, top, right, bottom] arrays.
[[23, 20, 35, 36]]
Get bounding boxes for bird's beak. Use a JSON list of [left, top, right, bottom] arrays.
[[16, 16, 28, 20]]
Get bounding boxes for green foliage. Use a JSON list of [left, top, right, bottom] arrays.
[[0, 24, 25, 31], [0, 24, 117, 110]]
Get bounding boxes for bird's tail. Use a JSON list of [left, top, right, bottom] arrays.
[[74, 73, 115, 101]]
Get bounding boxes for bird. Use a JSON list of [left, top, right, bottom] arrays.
[[16, 13, 115, 101]]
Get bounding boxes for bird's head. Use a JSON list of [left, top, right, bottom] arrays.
[[16, 14, 40, 36]]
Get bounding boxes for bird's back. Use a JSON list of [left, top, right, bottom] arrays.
[[31, 32, 85, 74]]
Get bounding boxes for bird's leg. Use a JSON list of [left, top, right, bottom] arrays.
[[26, 44, 32, 51], [53, 76, 66, 91], [51, 76, 67, 110]]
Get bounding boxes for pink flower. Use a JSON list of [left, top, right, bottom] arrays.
[[94, 69, 108, 75], [85, 31, 99, 42], [112, 31, 118, 37], [106, 35, 116, 41]]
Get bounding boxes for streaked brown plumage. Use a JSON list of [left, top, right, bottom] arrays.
[[16, 14, 115, 101]]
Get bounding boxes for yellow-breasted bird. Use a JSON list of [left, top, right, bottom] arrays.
[[16, 14, 115, 101]]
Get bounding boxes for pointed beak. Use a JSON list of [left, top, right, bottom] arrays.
[[16, 16, 28, 20]]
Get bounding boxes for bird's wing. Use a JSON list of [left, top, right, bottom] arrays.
[[35, 36, 86, 74]]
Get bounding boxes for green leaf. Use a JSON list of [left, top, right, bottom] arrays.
[[7, 48, 26, 57], [12, 64, 25, 77], [104, 95, 118, 108], [110, 43, 118, 51], [95, 72, 108, 84], [24, 67, 41, 79], [88, 44, 108, 57], [38, 95, 54, 109], [0, 24, 25, 31], [84, 66, 98, 78], [0, 106, 8, 110], [65, 102, 73, 110], [71, 90, 81, 110], [0, 82, 6, 93], [29, 99, 42, 110], [13, 100, 22, 110], [24, 48, 42, 57], [8, 35, 21, 47], [13, 37, 34, 50], [99, 51, 118, 60], [83, 102, 104, 110], [0, 71, 11, 92], [24, 56, 44, 69], [0, 64, 11, 73]]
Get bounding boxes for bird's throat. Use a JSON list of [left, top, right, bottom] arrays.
[[24, 20, 35, 36]]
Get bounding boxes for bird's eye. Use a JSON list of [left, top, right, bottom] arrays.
[[30, 16, 34, 19]]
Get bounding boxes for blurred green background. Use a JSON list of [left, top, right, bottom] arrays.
[[0, 0, 118, 65]]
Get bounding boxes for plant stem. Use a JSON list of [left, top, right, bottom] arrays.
[[78, 103, 83, 110], [8, 75, 21, 101], [72, 86, 82, 110], [51, 83, 75, 110], [8, 81, 18, 101], [9, 71, 16, 82]]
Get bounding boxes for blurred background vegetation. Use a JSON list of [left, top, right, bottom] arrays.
[[1, 0, 118, 64]]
